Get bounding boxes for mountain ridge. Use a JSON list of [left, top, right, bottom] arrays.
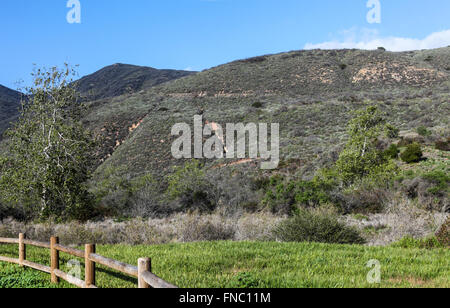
[[0, 64, 196, 141], [90, 47, 449, 180], [73, 63, 195, 101], [1, 48, 449, 178]]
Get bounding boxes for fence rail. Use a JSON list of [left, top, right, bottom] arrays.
[[0, 233, 177, 289]]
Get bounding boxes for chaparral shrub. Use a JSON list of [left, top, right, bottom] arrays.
[[384, 144, 400, 159], [273, 208, 365, 244], [400, 143, 423, 163]]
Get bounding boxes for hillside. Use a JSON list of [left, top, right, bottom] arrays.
[[72, 64, 195, 161], [74, 63, 195, 101], [0, 64, 195, 153], [90, 47, 450, 179], [0, 85, 22, 138]]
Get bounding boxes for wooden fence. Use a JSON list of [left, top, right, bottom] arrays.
[[0, 233, 177, 289]]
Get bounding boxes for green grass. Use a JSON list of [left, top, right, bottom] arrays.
[[1, 241, 448, 288]]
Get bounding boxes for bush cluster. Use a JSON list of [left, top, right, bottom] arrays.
[[259, 106, 400, 216], [273, 208, 365, 244], [0, 212, 282, 245], [262, 175, 333, 215], [396, 167, 449, 212], [400, 143, 423, 163], [416, 126, 432, 137], [167, 161, 218, 213], [332, 185, 390, 214], [385, 124, 399, 139], [384, 144, 400, 159], [91, 166, 158, 217], [422, 170, 450, 196]]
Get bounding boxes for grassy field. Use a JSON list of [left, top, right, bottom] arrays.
[[0, 241, 448, 288]]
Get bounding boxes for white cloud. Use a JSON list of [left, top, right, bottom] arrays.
[[304, 28, 450, 52]]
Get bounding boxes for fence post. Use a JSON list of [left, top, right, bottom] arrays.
[[85, 244, 96, 288], [19, 233, 26, 266], [50, 237, 59, 283], [138, 257, 151, 288]]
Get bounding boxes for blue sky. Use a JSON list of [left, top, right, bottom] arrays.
[[1, 0, 449, 89]]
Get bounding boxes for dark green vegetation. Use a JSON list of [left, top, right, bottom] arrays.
[[401, 143, 424, 163], [384, 144, 400, 159], [392, 146, 449, 214], [274, 208, 365, 244], [0, 241, 448, 288]]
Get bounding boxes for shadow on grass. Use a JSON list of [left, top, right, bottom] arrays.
[[95, 266, 138, 286]]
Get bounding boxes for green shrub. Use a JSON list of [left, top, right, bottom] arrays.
[[92, 166, 156, 217], [416, 126, 431, 137], [273, 209, 365, 244], [400, 143, 423, 163], [336, 183, 389, 214], [422, 170, 450, 196], [167, 161, 217, 212], [385, 124, 399, 139], [384, 144, 400, 159], [262, 175, 335, 215], [294, 181, 330, 205], [397, 138, 413, 148], [251, 102, 263, 108]]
